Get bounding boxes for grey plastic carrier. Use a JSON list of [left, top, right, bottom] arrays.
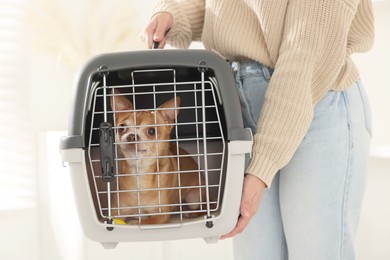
[[60, 49, 252, 249]]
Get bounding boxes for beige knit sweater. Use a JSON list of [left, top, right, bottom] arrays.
[[153, 0, 375, 187]]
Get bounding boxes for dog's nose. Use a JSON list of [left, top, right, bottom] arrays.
[[127, 134, 139, 142]]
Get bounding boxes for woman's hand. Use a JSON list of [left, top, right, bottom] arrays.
[[140, 12, 173, 49], [220, 174, 266, 240]]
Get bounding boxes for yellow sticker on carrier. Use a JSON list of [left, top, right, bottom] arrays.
[[112, 218, 126, 225]]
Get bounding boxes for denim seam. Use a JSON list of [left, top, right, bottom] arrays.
[[280, 223, 284, 260], [340, 90, 353, 260], [280, 217, 287, 260]]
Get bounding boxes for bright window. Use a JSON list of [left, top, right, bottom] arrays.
[[0, 0, 36, 211]]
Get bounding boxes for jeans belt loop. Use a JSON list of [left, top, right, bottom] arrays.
[[231, 61, 239, 73], [261, 64, 271, 81]]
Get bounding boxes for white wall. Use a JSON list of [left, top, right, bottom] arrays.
[[0, 0, 388, 260], [0, 209, 40, 260], [354, 0, 390, 154]]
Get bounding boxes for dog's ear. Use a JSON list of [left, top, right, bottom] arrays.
[[110, 89, 133, 112], [158, 96, 180, 123]]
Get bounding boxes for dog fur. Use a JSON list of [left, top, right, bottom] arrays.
[[110, 90, 206, 224]]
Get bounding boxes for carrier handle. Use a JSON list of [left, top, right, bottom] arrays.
[[152, 41, 159, 49]]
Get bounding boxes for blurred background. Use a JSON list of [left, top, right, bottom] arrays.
[[0, 0, 389, 259]]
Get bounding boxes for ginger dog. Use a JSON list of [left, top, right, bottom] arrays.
[[110, 90, 206, 224]]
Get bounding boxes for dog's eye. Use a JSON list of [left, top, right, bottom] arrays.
[[147, 128, 156, 136], [117, 124, 126, 133]]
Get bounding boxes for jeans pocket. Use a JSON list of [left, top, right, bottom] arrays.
[[241, 76, 269, 131], [356, 80, 373, 137]]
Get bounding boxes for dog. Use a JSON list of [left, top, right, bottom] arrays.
[[110, 90, 206, 225]]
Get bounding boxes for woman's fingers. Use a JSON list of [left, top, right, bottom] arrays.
[[220, 174, 267, 240], [140, 12, 173, 49]]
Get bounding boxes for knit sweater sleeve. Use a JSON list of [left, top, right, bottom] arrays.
[[245, 0, 374, 187], [153, 0, 205, 48]]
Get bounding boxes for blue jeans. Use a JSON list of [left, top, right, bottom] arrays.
[[230, 61, 371, 260]]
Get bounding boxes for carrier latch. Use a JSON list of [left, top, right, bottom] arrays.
[[99, 122, 115, 182]]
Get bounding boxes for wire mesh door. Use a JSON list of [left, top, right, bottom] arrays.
[[87, 66, 226, 229]]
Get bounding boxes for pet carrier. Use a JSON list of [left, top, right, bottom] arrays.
[[60, 49, 252, 249]]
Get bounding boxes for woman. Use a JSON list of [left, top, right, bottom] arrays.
[[141, 1, 374, 259]]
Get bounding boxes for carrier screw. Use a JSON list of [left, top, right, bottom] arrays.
[[206, 216, 214, 228], [106, 219, 114, 231], [198, 61, 208, 72], [98, 65, 109, 77], [206, 221, 214, 228]]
